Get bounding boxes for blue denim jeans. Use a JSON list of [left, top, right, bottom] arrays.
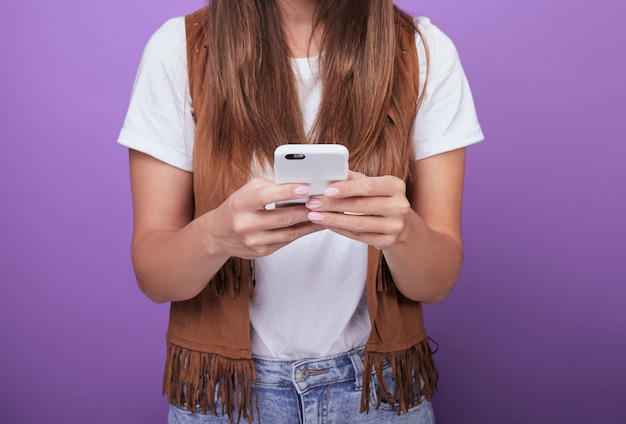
[[168, 349, 436, 424]]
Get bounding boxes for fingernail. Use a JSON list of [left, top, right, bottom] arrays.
[[305, 199, 321, 209], [324, 187, 339, 197], [308, 212, 324, 222], [294, 185, 310, 196]]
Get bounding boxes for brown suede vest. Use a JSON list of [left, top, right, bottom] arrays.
[[162, 7, 438, 423]]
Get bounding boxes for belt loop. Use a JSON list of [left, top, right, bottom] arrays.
[[348, 349, 365, 390]]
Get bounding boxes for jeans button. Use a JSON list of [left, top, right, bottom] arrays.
[[296, 368, 310, 382]]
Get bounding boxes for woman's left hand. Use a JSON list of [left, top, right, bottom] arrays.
[[305, 171, 412, 249]]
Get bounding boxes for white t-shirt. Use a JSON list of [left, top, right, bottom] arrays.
[[118, 16, 484, 360]]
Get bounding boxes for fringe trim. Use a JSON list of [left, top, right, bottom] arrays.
[[360, 338, 439, 415], [212, 258, 255, 301], [163, 343, 257, 424], [249, 259, 256, 301], [212, 258, 242, 296], [376, 253, 394, 292]]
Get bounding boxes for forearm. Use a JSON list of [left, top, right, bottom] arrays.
[[382, 210, 463, 304], [131, 216, 228, 303]]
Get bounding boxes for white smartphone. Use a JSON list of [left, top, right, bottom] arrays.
[[274, 144, 349, 206]]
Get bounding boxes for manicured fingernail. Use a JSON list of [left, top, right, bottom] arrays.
[[324, 187, 339, 197], [308, 212, 324, 222], [305, 199, 321, 209], [294, 185, 309, 196]]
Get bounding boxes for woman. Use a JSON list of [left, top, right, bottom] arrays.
[[118, 0, 483, 422]]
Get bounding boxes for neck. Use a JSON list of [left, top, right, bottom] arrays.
[[275, 0, 323, 58]]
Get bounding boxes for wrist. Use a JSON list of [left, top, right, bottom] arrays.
[[194, 211, 230, 261], [391, 208, 421, 248]]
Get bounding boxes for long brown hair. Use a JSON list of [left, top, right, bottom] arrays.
[[192, 0, 425, 215]]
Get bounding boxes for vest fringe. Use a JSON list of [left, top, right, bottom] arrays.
[[249, 259, 256, 301], [376, 254, 394, 292], [163, 342, 257, 424], [360, 338, 439, 415], [210, 258, 256, 299], [212, 258, 246, 297]]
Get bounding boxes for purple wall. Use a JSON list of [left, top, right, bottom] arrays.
[[1, 0, 624, 423]]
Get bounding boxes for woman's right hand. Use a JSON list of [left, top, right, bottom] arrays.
[[203, 177, 322, 260], [129, 150, 320, 302]]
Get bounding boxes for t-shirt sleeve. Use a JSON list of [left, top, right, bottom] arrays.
[[412, 17, 484, 160], [117, 17, 195, 172]]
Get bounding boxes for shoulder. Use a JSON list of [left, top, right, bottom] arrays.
[[132, 16, 189, 93], [409, 17, 484, 158], [140, 16, 187, 70], [148, 16, 186, 48], [413, 16, 461, 72], [118, 16, 195, 172]]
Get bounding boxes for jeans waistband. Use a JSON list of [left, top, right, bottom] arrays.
[[252, 349, 365, 395]]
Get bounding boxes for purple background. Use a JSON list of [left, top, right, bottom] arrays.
[[1, 0, 624, 423]]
